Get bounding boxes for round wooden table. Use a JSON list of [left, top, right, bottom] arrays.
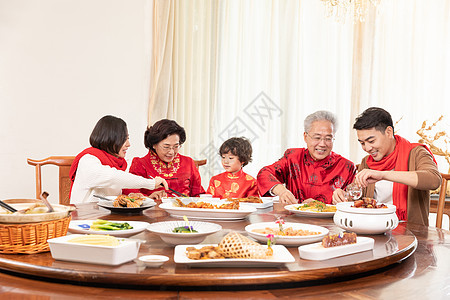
[[0, 202, 448, 299]]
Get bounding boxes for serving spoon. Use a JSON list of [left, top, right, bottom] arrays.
[[40, 191, 55, 212]]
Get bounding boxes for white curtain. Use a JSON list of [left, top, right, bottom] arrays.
[[354, 0, 450, 169], [149, 0, 450, 187]]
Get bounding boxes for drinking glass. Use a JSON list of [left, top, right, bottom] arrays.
[[346, 183, 362, 201]]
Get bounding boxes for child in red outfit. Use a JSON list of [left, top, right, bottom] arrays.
[[207, 137, 259, 198]]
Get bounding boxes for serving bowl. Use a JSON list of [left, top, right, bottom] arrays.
[[139, 255, 169, 268], [0, 199, 73, 224], [334, 202, 399, 234], [147, 221, 222, 245]]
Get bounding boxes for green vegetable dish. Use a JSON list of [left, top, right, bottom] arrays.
[[90, 219, 133, 231], [172, 226, 198, 233]]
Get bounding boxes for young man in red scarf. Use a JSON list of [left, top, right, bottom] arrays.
[[333, 107, 441, 226], [257, 111, 357, 205]]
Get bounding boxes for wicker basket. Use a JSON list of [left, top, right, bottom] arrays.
[[0, 215, 71, 254]]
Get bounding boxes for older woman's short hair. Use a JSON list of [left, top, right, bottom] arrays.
[[144, 119, 186, 151], [90, 115, 128, 156], [304, 110, 337, 134]]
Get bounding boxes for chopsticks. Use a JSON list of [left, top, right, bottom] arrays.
[[93, 195, 111, 201], [0, 200, 18, 213], [168, 187, 188, 198], [148, 175, 188, 197]]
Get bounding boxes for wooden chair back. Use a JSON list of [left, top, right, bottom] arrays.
[[194, 159, 207, 168], [27, 156, 75, 206], [436, 173, 450, 229]]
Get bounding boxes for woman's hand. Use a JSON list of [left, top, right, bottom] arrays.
[[332, 188, 347, 204], [149, 190, 167, 200], [154, 177, 169, 190]]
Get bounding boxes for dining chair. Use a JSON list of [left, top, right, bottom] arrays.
[[435, 173, 450, 229], [27, 156, 75, 206], [194, 159, 207, 169]]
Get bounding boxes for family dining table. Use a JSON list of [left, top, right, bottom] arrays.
[[0, 200, 449, 299]]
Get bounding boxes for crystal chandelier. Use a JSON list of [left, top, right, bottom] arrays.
[[320, 0, 381, 23]]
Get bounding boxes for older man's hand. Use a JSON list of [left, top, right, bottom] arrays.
[[273, 185, 297, 205], [332, 188, 348, 204]]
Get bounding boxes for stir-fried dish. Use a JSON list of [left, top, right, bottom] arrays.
[[174, 199, 240, 210], [252, 227, 322, 236], [226, 196, 263, 203], [113, 193, 146, 208], [295, 200, 337, 212]]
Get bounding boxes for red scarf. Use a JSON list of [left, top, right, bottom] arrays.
[[366, 135, 436, 220], [69, 147, 127, 189]]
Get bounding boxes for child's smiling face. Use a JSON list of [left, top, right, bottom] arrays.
[[221, 152, 243, 174]]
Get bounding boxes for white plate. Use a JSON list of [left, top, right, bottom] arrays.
[[147, 221, 222, 245], [298, 237, 374, 260], [221, 197, 274, 209], [159, 202, 256, 220], [161, 197, 221, 203], [97, 199, 156, 214], [48, 234, 142, 266], [245, 222, 329, 246], [103, 195, 153, 201], [285, 203, 336, 218], [174, 244, 295, 267], [68, 220, 150, 237]]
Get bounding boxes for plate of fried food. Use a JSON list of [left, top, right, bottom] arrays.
[[69, 219, 150, 237], [222, 196, 274, 209], [174, 232, 295, 267], [245, 221, 329, 246], [285, 200, 337, 218], [97, 194, 156, 214], [159, 198, 256, 220]]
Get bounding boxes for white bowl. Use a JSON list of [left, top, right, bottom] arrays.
[[139, 255, 169, 268], [147, 221, 222, 245], [334, 202, 399, 234]]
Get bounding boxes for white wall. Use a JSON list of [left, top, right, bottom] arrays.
[[0, 0, 152, 202]]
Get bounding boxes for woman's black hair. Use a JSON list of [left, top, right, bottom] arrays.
[[144, 119, 186, 151], [219, 137, 253, 167], [89, 115, 128, 156], [353, 107, 394, 133]]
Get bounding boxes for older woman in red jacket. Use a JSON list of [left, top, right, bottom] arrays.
[[124, 119, 205, 198]]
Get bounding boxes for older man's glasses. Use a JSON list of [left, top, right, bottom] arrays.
[[306, 132, 335, 145], [158, 144, 182, 152]]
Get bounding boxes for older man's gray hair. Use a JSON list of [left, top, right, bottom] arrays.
[[304, 110, 337, 134]]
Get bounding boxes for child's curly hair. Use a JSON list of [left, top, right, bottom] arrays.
[[219, 137, 253, 167]]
